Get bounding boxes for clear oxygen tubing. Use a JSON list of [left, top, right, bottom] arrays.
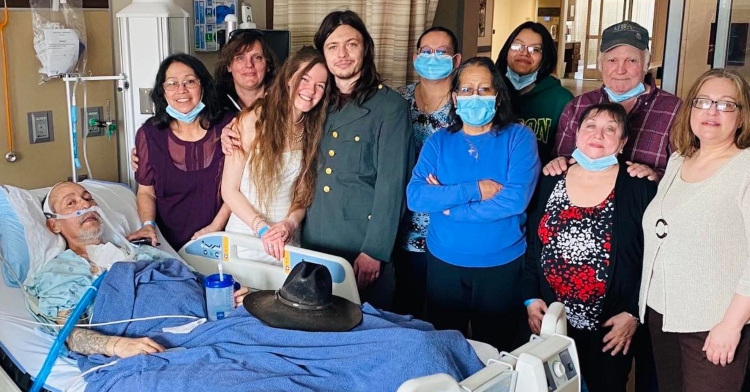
[[30, 271, 107, 392], [0, 0, 13, 161]]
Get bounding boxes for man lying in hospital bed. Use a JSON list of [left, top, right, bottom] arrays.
[[8, 181, 485, 391], [26, 181, 241, 359]]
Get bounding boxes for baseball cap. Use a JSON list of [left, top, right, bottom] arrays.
[[600, 21, 649, 52]]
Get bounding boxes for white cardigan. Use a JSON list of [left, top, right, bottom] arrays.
[[639, 150, 750, 333]]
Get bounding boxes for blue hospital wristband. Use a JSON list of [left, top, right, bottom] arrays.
[[142, 220, 155, 228], [524, 299, 539, 307], [257, 225, 269, 238]]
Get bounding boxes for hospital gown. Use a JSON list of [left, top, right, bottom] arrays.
[[25, 245, 174, 322]]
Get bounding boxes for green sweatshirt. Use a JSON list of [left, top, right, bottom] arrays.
[[517, 75, 573, 164]]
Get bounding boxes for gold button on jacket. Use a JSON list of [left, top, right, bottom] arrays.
[[302, 85, 416, 264]]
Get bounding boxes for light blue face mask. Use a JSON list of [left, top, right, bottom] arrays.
[[506, 69, 538, 91], [604, 82, 645, 103], [456, 95, 497, 127], [413, 53, 455, 80], [571, 148, 619, 171], [166, 101, 206, 123]]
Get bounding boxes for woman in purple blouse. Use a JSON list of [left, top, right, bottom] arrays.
[[127, 54, 233, 250]]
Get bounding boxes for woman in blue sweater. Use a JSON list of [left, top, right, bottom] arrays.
[[407, 57, 540, 350]]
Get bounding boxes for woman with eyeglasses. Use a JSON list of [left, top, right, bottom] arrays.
[[129, 31, 276, 176], [393, 26, 461, 319], [127, 54, 233, 251], [495, 22, 573, 164], [221, 47, 330, 261], [406, 57, 540, 351], [639, 68, 750, 391], [523, 103, 656, 392], [215, 29, 277, 112]]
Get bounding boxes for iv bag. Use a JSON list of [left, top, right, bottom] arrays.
[[29, 0, 88, 80]]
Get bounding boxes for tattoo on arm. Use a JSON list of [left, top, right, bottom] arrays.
[[56, 311, 112, 356], [67, 328, 112, 356]]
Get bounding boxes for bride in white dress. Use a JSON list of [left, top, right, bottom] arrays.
[[222, 47, 331, 260]]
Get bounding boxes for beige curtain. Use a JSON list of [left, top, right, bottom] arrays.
[[274, 0, 439, 88]]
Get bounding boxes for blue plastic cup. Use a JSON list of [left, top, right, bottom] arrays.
[[204, 273, 239, 321]]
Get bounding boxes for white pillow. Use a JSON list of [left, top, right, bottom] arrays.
[[0, 185, 65, 287]]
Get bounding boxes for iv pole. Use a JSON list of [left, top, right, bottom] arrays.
[[62, 74, 129, 183]]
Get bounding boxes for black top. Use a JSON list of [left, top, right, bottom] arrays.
[[522, 163, 656, 323]]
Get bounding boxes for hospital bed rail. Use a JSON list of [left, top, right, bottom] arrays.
[[179, 231, 361, 305]]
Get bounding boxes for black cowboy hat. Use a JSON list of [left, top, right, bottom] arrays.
[[243, 261, 362, 332]]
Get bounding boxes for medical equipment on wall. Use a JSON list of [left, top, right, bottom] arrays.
[[398, 302, 581, 392], [1, 0, 14, 164], [195, 0, 237, 51], [240, 5, 256, 29], [63, 75, 128, 183], [29, 0, 88, 79], [117, 0, 189, 190]]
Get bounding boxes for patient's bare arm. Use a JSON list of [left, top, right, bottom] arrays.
[[67, 327, 115, 356], [58, 311, 166, 358]]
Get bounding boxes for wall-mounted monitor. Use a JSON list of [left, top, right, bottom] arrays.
[[261, 29, 291, 65]]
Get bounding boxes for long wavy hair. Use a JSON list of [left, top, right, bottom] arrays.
[[314, 10, 381, 109], [149, 53, 224, 130], [238, 46, 331, 214]]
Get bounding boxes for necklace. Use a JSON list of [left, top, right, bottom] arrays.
[[417, 83, 450, 113], [294, 115, 306, 125], [462, 132, 490, 161], [287, 125, 304, 144]]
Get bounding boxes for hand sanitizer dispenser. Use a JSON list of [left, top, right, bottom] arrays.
[[240, 5, 257, 29]]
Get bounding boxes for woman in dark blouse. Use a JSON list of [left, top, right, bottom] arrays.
[[127, 54, 233, 250], [522, 103, 656, 392]]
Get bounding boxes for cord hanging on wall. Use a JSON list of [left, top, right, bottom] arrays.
[[1, 0, 16, 163]]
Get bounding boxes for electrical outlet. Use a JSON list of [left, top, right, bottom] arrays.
[[82, 107, 104, 137], [27, 111, 54, 144]]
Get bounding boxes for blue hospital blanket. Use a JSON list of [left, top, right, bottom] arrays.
[[76, 259, 484, 392]]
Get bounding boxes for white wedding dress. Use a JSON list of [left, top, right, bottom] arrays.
[[225, 150, 302, 260]]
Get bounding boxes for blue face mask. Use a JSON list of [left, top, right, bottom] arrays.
[[506, 69, 538, 91], [166, 101, 206, 123], [455, 95, 497, 127], [413, 53, 455, 80], [571, 148, 619, 171], [604, 82, 645, 103]]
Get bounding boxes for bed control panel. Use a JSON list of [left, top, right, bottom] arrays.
[[542, 348, 577, 391], [502, 334, 580, 392]]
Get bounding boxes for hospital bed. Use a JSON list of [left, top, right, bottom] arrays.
[[0, 180, 580, 392]]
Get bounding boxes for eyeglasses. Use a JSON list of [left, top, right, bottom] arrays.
[[691, 98, 741, 112], [163, 79, 201, 91], [510, 43, 543, 55], [227, 28, 265, 42], [418, 46, 454, 56], [456, 86, 496, 96]]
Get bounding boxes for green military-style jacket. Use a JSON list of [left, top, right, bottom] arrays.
[[302, 84, 415, 263]]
